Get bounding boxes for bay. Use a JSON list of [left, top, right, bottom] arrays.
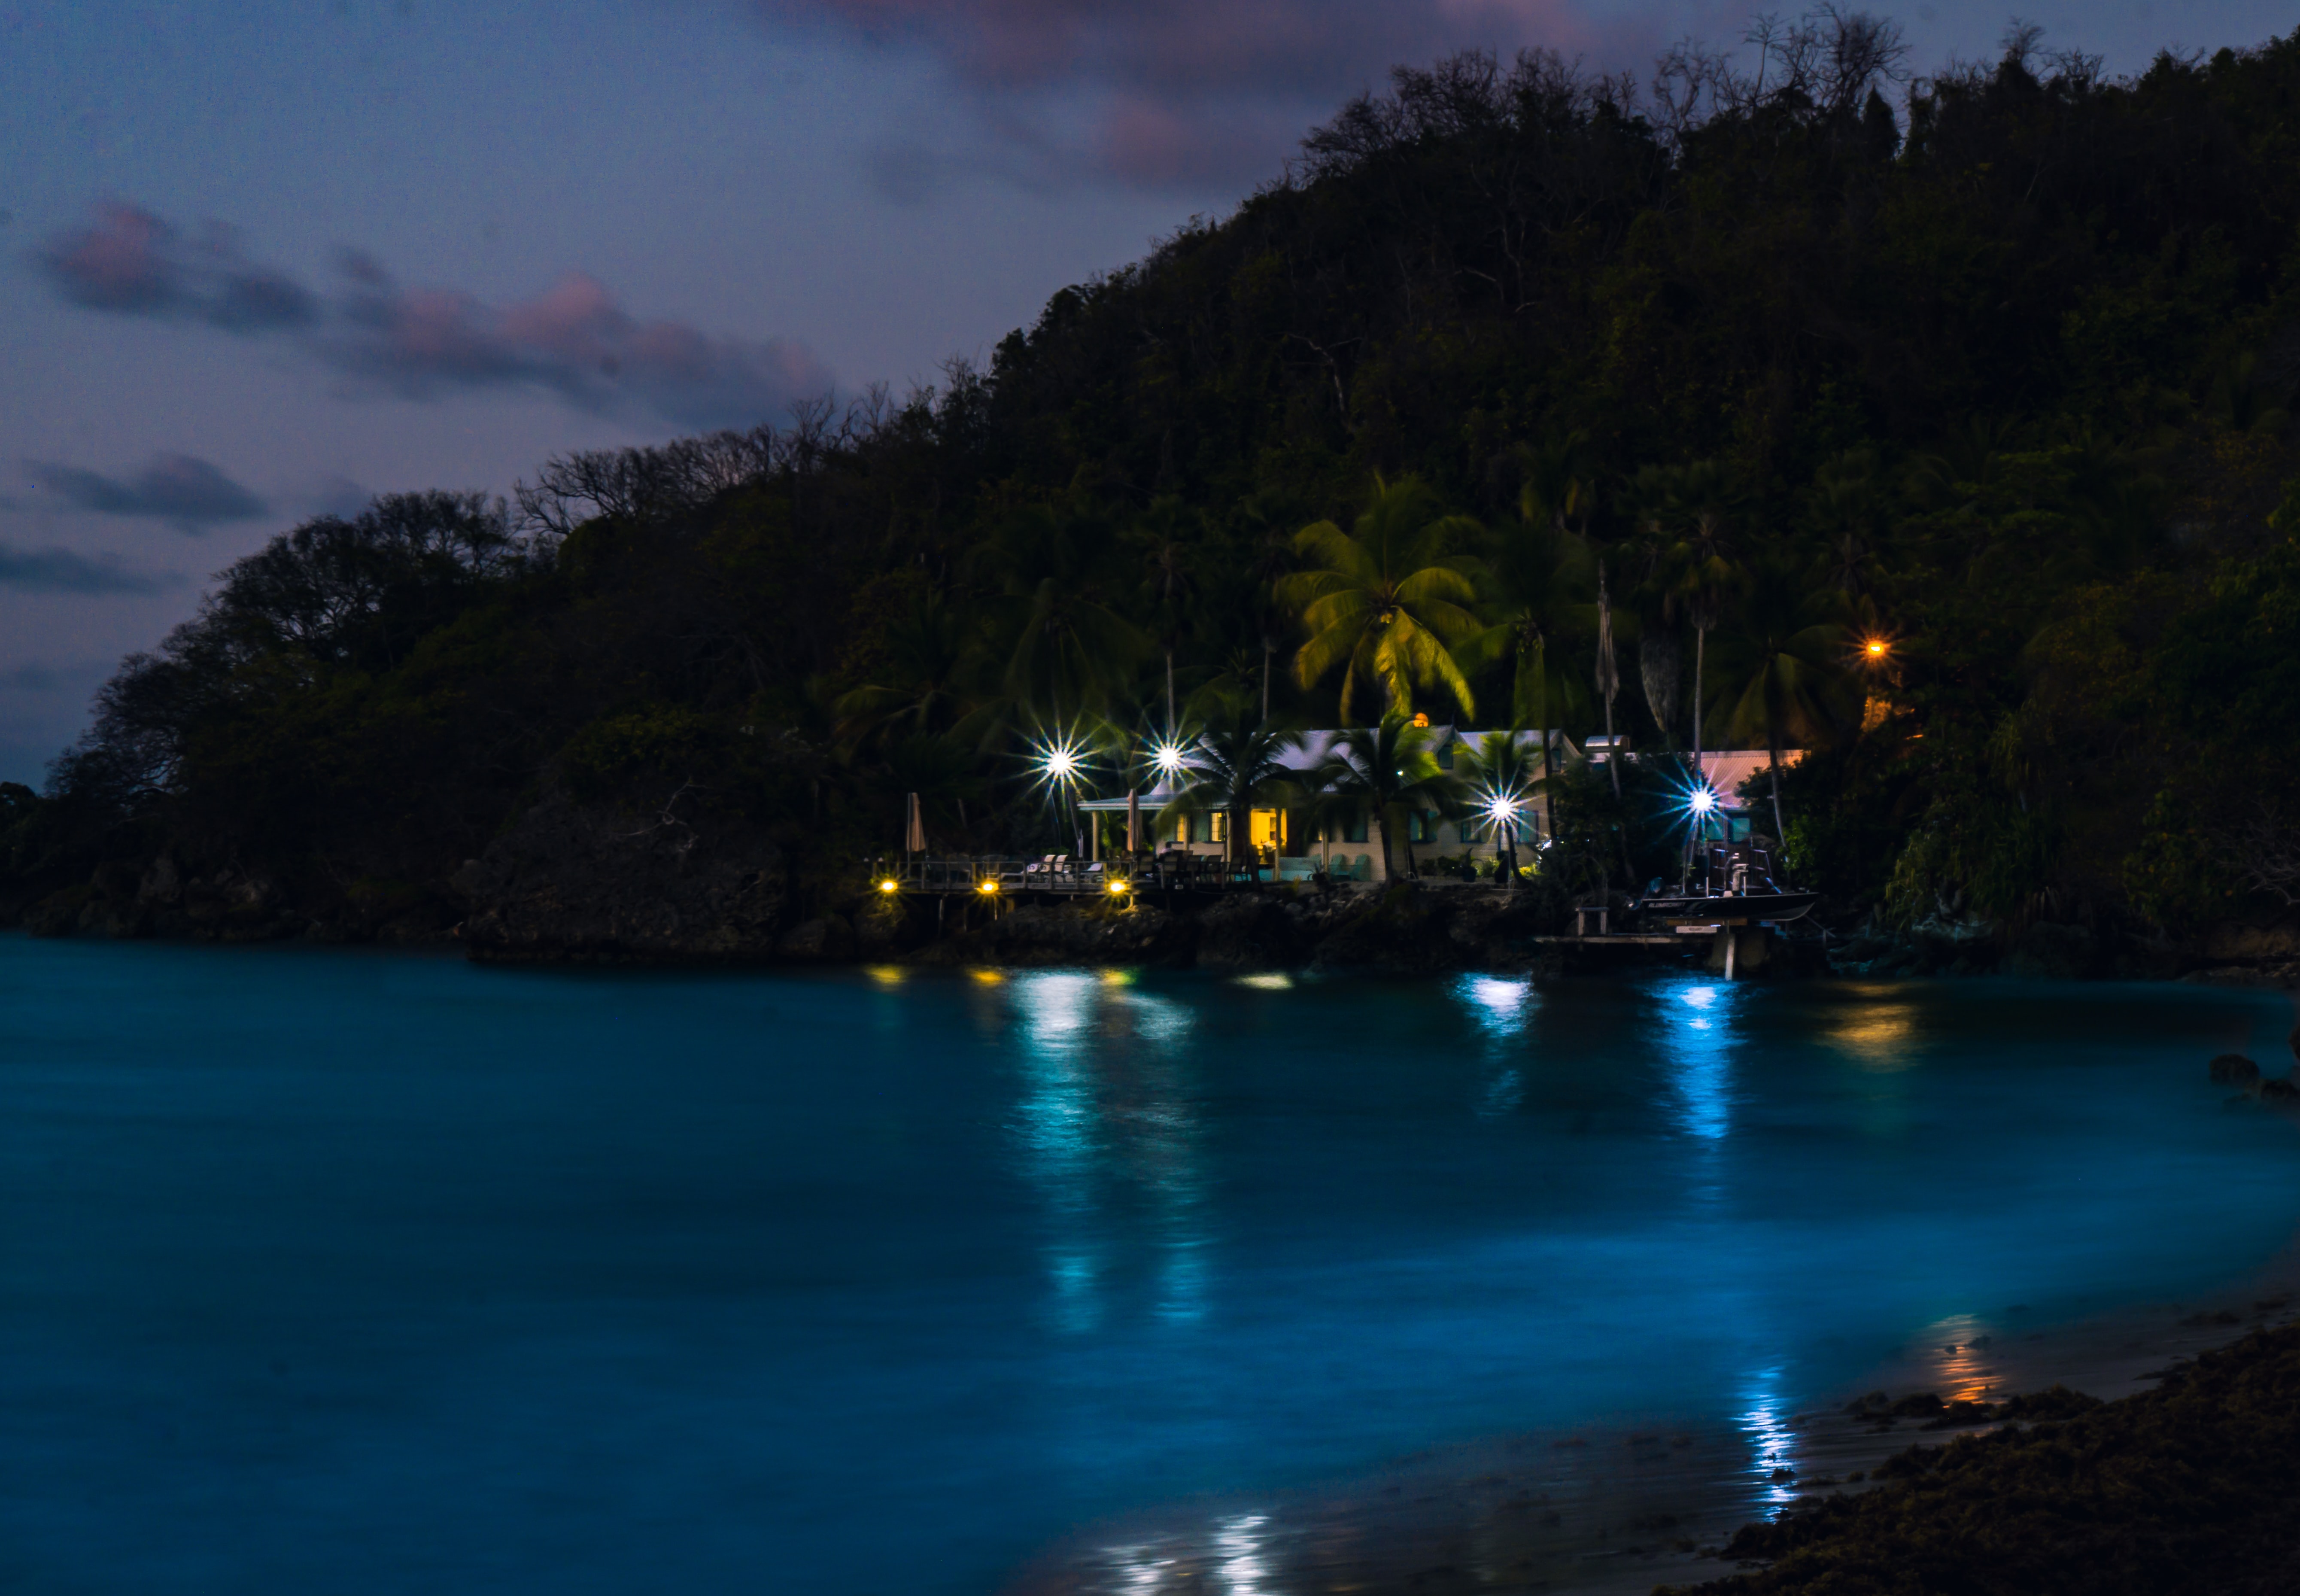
[[0, 933, 2292, 1593]]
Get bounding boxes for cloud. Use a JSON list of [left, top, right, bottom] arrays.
[[34, 206, 833, 431], [37, 203, 319, 331], [0, 544, 174, 595], [753, 0, 1647, 190], [27, 453, 268, 532], [328, 263, 831, 429]]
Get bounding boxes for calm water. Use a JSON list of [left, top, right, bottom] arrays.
[[1, 933, 2294, 1594]]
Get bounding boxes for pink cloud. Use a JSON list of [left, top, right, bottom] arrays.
[[38, 204, 831, 431], [756, 0, 1641, 189], [38, 203, 317, 329], [335, 267, 832, 427]]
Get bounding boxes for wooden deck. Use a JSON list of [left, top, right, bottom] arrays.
[[870, 854, 1273, 897]]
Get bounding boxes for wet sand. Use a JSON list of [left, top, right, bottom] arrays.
[[1005, 1238, 2300, 1596]]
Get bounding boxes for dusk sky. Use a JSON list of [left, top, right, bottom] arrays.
[[2, 0, 2288, 784]]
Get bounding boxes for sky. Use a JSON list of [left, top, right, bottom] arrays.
[[1, 0, 2290, 785]]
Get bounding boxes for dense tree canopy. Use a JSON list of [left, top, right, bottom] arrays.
[[10, 17, 2300, 950]]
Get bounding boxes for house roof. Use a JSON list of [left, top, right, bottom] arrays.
[[1069, 736, 1802, 812]]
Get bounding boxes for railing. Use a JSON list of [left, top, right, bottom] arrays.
[[870, 852, 1292, 894]]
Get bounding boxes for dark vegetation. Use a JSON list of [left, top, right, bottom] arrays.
[[1666, 1322, 2300, 1596], [8, 15, 2300, 965]]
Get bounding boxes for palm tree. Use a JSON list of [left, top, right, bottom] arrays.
[[1276, 475, 1484, 723], [832, 587, 983, 750], [1302, 713, 1465, 881], [1704, 556, 1854, 848], [1662, 459, 1742, 789], [1464, 485, 1591, 837], [1804, 448, 1886, 597], [1595, 559, 1622, 782], [1452, 720, 1542, 882], [983, 504, 1145, 724], [1234, 492, 1298, 720], [1128, 497, 1200, 731], [1156, 692, 1304, 869], [1622, 463, 1684, 745]]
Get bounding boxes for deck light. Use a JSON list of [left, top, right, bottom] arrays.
[[878, 879, 900, 894], [1863, 637, 1889, 660], [978, 879, 1000, 895], [1107, 878, 1131, 895]]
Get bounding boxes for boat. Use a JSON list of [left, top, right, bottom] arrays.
[[1634, 800, 1819, 925]]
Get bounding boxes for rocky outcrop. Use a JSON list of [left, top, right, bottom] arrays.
[[1826, 913, 2300, 988], [454, 791, 792, 963], [23, 849, 327, 942]]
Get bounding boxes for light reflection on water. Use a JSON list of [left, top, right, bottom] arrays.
[[1008, 970, 1210, 1331], [1458, 975, 1533, 1119], [1829, 992, 1922, 1071], [1662, 980, 1737, 1145], [4, 939, 2297, 1596], [1921, 1313, 1999, 1402], [1738, 1365, 1802, 1507]]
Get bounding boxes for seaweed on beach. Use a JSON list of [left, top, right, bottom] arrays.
[[1662, 1323, 2300, 1596]]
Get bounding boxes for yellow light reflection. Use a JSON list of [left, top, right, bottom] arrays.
[[968, 967, 1006, 985], [863, 965, 906, 988], [1923, 1314, 1996, 1404], [1236, 973, 1293, 990], [1830, 1000, 1919, 1071]]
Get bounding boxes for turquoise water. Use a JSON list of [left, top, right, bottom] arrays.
[[0, 933, 2294, 1594]]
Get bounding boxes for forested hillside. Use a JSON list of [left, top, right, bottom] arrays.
[[7, 18, 2300, 969]]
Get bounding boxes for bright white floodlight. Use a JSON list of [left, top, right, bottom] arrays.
[[1687, 785, 1718, 815]]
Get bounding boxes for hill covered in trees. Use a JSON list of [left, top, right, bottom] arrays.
[[7, 15, 2300, 973]]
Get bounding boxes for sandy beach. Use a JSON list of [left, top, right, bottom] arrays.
[[1007, 1231, 2300, 1596]]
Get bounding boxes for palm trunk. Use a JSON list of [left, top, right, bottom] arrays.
[[1601, 678, 1621, 799], [1376, 810, 1396, 882], [1261, 639, 1273, 720], [1692, 624, 1707, 779], [1532, 640, 1554, 847], [1166, 648, 1177, 732], [1683, 623, 1708, 891], [1768, 714, 1789, 877]]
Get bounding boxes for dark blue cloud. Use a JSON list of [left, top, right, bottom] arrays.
[[0, 544, 174, 595], [36, 207, 834, 432], [36, 204, 319, 332], [27, 454, 268, 532]]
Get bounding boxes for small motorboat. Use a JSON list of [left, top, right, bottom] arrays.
[[1635, 806, 1818, 925]]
